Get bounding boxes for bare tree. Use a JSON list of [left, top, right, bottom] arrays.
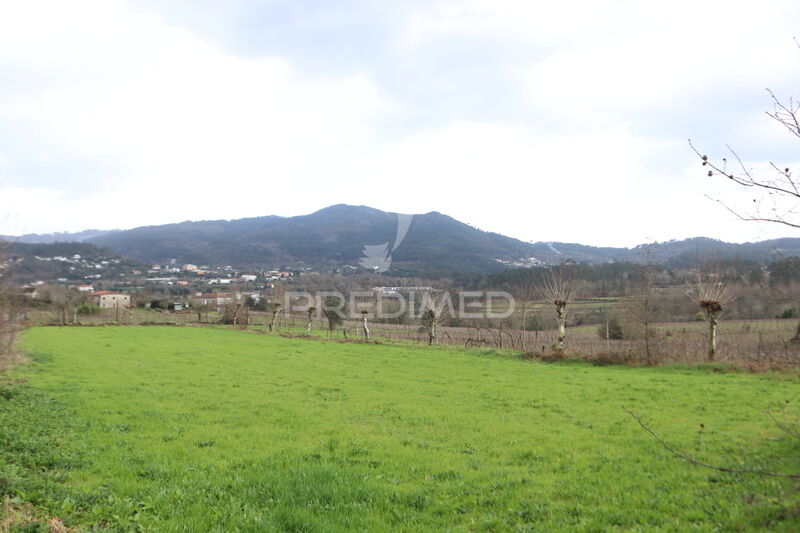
[[692, 52, 800, 349], [360, 310, 370, 341], [689, 269, 735, 362], [268, 303, 282, 332], [195, 303, 210, 323], [0, 238, 20, 359], [322, 296, 344, 336], [691, 44, 799, 228], [306, 306, 316, 335], [221, 296, 249, 328], [50, 285, 78, 325], [419, 290, 451, 346], [421, 309, 437, 345], [637, 247, 657, 364], [512, 275, 539, 351], [626, 51, 800, 497], [541, 265, 579, 353]]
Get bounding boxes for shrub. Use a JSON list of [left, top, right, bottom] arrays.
[[523, 314, 547, 331], [597, 317, 625, 340], [220, 304, 247, 325], [76, 302, 101, 315]]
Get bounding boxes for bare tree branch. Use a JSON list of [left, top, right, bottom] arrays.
[[690, 80, 800, 228], [703, 195, 800, 230], [625, 408, 800, 480]]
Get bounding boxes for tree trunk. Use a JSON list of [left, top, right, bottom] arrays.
[[556, 304, 566, 352], [707, 310, 718, 361], [362, 314, 370, 341], [428, 321, 436, 345], [269, 309, 279, 332]]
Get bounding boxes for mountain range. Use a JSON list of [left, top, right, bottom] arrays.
[[6, 205, 800, 276]]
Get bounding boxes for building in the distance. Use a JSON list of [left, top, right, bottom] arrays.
[[92, 291, 131, 309], [194, 292, 234, 310]]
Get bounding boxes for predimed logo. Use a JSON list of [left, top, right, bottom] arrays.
[[358, 213, 413, 272]]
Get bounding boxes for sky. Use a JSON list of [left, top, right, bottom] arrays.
[[1, 0, 799, 247]]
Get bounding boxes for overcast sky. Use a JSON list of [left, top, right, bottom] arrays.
[[1, 1, 799, 247]]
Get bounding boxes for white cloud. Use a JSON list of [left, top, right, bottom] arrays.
[[0, 0, 398, 232], [1, 0, 799, 247]]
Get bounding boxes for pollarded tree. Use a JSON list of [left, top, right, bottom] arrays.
[[322, 296, 344, 335], [690, 269, 734, 362], [306, 306, 316, 335], [268, 303, 282, 332], [418, 290, 451, 346], [541, 264, 580, 353], [421, 309, 437, 345], [361, 310, 370, 342]]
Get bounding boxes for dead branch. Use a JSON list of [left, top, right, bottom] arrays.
[[625, 408, 799, 480], [689, 83, 800, 229]]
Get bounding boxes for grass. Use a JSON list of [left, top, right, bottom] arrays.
[[2, 326, 800, 531]]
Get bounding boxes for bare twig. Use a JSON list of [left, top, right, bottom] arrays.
[[625, 408, 799, 480], [689, 79, 800, 229]]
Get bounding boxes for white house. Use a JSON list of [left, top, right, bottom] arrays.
[[92, 291, 131, 309]]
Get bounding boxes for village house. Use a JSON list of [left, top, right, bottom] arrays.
[[195, 292, 234, 310], [21, 286, 40, 299], [92, 291, 131, 309]]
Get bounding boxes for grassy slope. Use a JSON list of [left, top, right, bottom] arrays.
[[4, 327, 800, 531]]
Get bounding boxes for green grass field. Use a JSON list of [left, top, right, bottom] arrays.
[[2, 327, 800, 531]]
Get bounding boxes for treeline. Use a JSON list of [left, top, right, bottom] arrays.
[[455, 257, 800, 327], [472, 257, 800, 293]]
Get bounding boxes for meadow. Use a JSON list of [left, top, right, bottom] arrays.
[[2, 326, 800, 531], [24, 304, 800, 366]]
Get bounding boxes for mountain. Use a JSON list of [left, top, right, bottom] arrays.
[[7, 205, 800, 276], [82, 205, 539, 276], [531, 237, 800, 268], [2, 229, 117, 244], [2, 241, 144, 284]]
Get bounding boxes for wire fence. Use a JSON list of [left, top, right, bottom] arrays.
[[23, 307, 800, 367]]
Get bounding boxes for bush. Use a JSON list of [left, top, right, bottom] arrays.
[[220, 304, 247, 325], [76, 302, 101, 315], [523, 314, 547, 331], [244, 296, 269, 312], [597, 317, 625, 340]]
